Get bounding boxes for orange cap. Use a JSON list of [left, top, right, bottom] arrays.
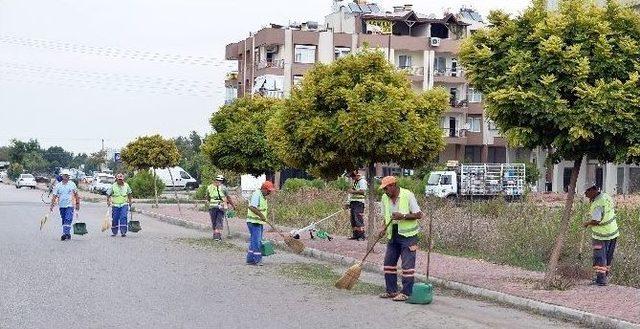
[[261, 181, 275, 191], [379, 176, 397, 190]]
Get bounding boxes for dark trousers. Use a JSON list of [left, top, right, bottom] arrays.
[[349, 201, 365, 238], [593, 238, 617, 284], [246, 223, 263, 264], [209, 208, 224, 237], [111, 205, 129, 235], [383, 231, 418, 296]]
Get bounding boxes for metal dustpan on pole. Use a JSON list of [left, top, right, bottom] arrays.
[[290, 210, 343, 240], [127, 205, 141, 233], [407, 202, 435, 305]]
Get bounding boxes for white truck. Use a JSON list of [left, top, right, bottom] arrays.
[[152, 166, 199, 190], [425, 162, 526, 199]]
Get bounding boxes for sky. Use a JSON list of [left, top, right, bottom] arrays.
[[0, 0, 531, 154]]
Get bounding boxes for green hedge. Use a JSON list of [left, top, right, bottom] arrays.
[[127, 171, 165, 198]]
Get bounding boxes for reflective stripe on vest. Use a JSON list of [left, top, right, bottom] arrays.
[[247, 190, 267, 225], [350, 178, 366, 202], [111, 183, 130, 206], [381, 188, 419, 239], [207, 184, 225, 208], [590, 193, 619, 240]]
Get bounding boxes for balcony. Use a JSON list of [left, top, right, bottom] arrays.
[[256, 59, 285, 70], [442, 128, 467, 145], [399, 66, 424, 76], [448, 99, 468, 113], [434, 68, 466, 83]]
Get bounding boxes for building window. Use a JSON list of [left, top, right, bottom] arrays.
[[434, 57, 446, 74], [294, 45, 316, 64], [398, 55, 413, 68], [488, 147, 506, 163], [468, 87, 483, 103], [293, 75, 304, 86], [334, 47, 350, 59], [464, 146, 482, 163], [466, 116, 482, 132]]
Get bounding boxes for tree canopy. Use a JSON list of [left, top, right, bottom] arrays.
[[267, 49, 448, 179], [121, 134, 180, 170], [460, 0, 640, 165], [459, 0, 640, 286], [202, 96, 283, 177]]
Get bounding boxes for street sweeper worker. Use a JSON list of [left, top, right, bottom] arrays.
[[246, 181, 275, 266], [207, 175, 236, 241], [106, 173, 133, 237], [583, 183, 619, 286], [49, 169, 80, 241], [378, 176, 423, 302], [345, 170, 367, 241]]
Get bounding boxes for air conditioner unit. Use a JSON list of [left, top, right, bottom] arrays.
[[430, 37, 441, 47]]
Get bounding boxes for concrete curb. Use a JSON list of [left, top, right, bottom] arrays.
[[134, 208, 639, 329]]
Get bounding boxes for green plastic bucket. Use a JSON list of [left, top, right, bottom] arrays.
[[73, 222, 88, 235], [406, 283, 433, 304], [261, 240, 275, 256], [226, 210, 236, 219]]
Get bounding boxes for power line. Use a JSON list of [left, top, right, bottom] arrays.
[[0, 34, 234, 67]]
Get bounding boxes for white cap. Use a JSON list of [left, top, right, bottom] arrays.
[[215, 175, 225, 181], [60, 169, 71, 176]]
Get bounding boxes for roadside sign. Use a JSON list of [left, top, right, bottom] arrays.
[[114, 152, 121, 163]]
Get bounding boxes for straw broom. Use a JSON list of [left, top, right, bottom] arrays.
[[335, 220, 393, 290], [261, 217, 305, 254], [40, 209, 52, 230]]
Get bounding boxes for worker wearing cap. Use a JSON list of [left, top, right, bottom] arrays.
[[246, 181, 275, 266], [50, 169, 80, 241], [378, 176, 423, 301], [345, 171, 367, 241], [207, 175, 235, 241], [583, 183, 619, 286], [106, 173, 133, 237]]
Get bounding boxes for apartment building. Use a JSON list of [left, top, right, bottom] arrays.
[[225, 0, 640, 193], [225, 2, 514, 172]]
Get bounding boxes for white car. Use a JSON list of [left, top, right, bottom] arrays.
[[91, 174, 115, 194], [15, 174, 37, 189]]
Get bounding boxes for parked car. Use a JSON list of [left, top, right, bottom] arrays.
[[0, 170, 7, 182], [35, 175, 51, 183], [15, 174, 37, 189], [91, 173, 115, 194], [152, 166, 199, 190]]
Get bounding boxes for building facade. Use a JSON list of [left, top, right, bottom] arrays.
[[225, 2, 515, 174]]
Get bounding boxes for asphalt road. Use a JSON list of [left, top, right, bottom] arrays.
[[0, 183, 583, 329]]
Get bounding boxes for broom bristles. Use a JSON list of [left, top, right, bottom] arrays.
[[335, 262, 362, 290], [284, 236, 305, 254]]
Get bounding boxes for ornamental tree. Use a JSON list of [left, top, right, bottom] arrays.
[[267, 50, 448, 246], [202, 96, 283, 178], [460, 0, 640, 286], [121, 135, 181, 208]]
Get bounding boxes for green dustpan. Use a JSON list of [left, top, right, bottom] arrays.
[[73, 222, 88, 235], [406, 282, 433, 304], [128, 221, 141, 232], [226, 210, 236, 218]]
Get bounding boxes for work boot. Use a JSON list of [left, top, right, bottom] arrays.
[[66, 234, 71, 240], [121, 234, 126, 237], [61, 235, 67, 241]]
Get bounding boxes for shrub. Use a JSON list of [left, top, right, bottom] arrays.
[[282, 178, 326, 192], [327, 177, 350, 191], [7, 163, 23, 180], [127, 171, 164, 198]]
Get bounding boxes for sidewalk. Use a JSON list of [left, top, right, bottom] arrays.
[[135, 203, 639, 327]]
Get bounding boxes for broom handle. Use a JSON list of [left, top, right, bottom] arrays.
[[260, 216, 288, 240], [360, 220, 394, 263], [426, 203, 434, 280]]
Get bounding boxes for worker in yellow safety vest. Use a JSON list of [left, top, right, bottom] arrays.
[[206, 175, 235, 241], [583, 183, 619, 286], [246, 181, 275, 266], [106, 173, 133, 237], [378, 176, 423, 302], [345, 170, 367, 241]]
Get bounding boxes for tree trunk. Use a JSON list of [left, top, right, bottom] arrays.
[[544, 158, 582, 286], [152, 168, 159, 208], [167, 168, 182, 214], [366, 162, 377, 251]]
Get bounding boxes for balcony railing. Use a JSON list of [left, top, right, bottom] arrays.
[[399, 66, 425, 76], [434, 68, 464, 78], [257, 89, 284, 99], [442, 128, 466, 138], [256, 59, 285, 70], [450, 99, 468, 108]]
